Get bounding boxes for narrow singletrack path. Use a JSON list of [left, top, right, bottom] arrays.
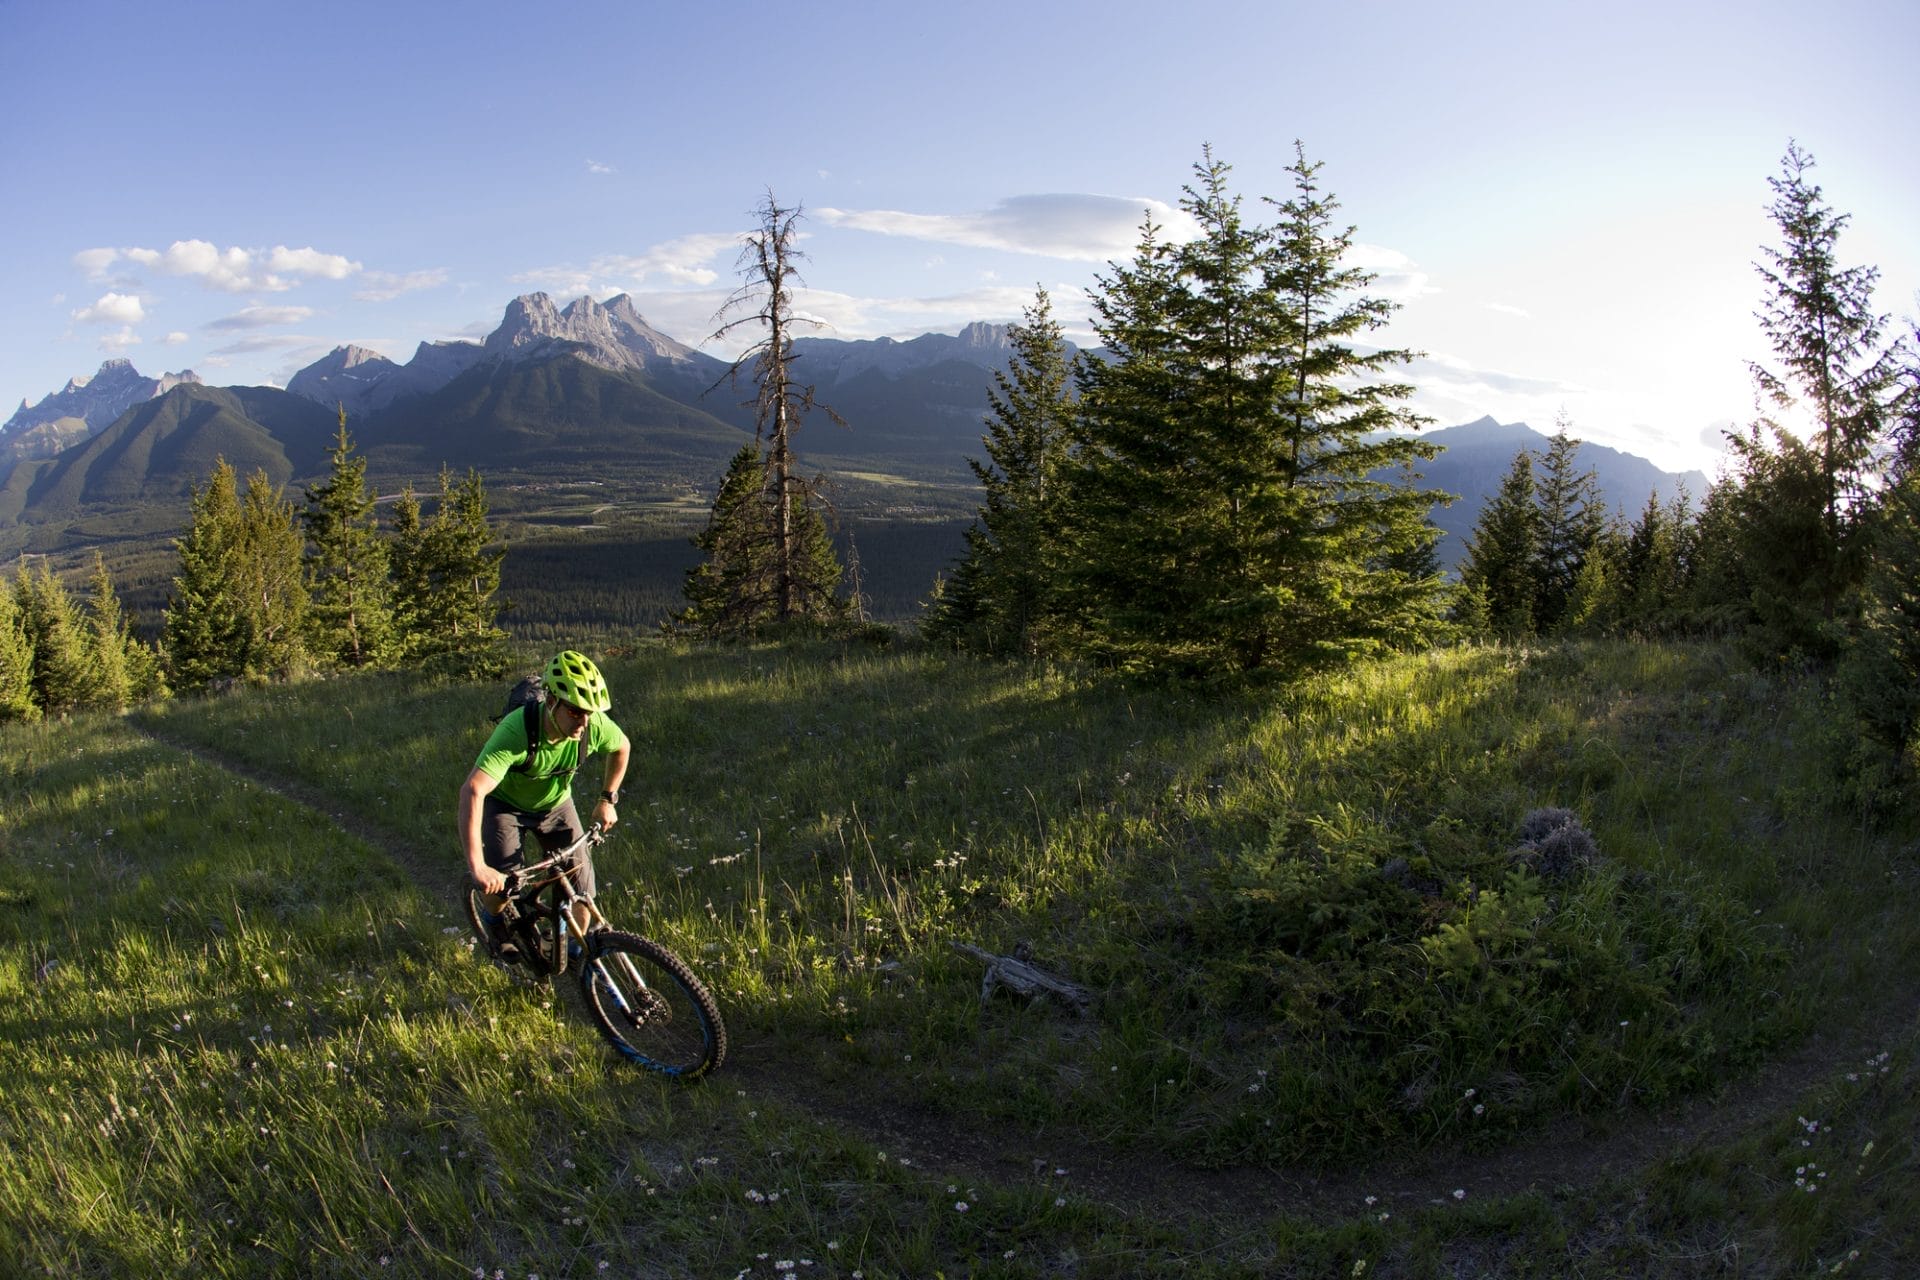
[[127, 718, 1918, 1225]]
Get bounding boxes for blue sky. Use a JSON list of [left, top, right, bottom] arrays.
[[3, 0, 1915, 474]]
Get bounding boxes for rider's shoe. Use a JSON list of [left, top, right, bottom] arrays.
[[477, 904, 521, 963]]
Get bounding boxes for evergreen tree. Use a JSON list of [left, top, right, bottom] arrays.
[[302, 408, 393, 669], [401, 468, 509, 676], [1840, 464, 1920, 761], [1366, 465, 1454, 649], [0, 574, 41, 722], [1619, 490, 1685, 633], [1067, 146, 1442, 676], [1838, 332, 1920, 762], [1679, 477, 1752, 635], [387, 482, 428, 660], [1532, 424, 1608, 633], [165, 459, 249, 689], [671, 446, 846, 639], [82, 552, 133, 712], [1725, 425, 1836, 658], [16, 561, 92, 714], [164, 460, 311, 688], [1740, 141, 1905, 641], [1563, 543, 1623, 636], [699, 192, 846, 628], [1266, 145, 1450, 659], [236, 467, 310, 680], [1458, 449, 1540, 639], [925, 287, 1077, 655]]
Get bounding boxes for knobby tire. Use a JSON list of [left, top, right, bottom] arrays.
[[578, 930, 727, 1079]]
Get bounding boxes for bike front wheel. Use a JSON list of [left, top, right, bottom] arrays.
[[577, 930, 727, 1079]]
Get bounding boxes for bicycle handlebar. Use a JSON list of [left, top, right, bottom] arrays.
[[500, 823, 606, 895]]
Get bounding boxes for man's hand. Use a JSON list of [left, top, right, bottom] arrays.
[[470, 859, 507, 894], [592, 798, 619, 832]]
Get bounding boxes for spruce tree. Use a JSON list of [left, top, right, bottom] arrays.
[[386, 482, 428, 661], [83, 552, 133, 712], [236, 467, 310, 680], [1266, 143, 1449, 660], [1459, 450, 1541, 639], [302, 408, 393, 669], [164, 460, 311, 688], [1619, 490, 1684, 633], [1531, 425, 1608, 633], [1067, 146, 1443, 676], [671, 445, 846, 639], [165, 458, 249, 689], [925, 287, 1077, 656], [673, 446, 777, 638], [1841, 464, 1920, 761], [1725, 425, 1836, 658], [1740, 141, 1905, 642], [1680, 478, 1752, 636], [400, 468, 509, 676], [1563, 545, 1622, 636], [0, 575, 40, 722], [17, 562, 92, 714], [1838, 337, 1920, 761]]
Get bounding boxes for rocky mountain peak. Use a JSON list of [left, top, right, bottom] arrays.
[[602, 293, 647, 328], [955, 321, 1010, 349], [5, 358, 183, 438], [488, 293, 567, 352]]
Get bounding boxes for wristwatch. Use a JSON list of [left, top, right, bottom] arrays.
[[600, 789, 620, 805]]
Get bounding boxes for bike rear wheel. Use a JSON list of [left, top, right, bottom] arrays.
[[577, 930, 726, 1079]]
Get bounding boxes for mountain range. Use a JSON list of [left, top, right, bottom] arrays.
[[0, 292, 1707, 574]]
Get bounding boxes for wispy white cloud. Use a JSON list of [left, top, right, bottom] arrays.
[[72, 248, 118, 276], [513, 232, 745, 297], [161, 331, 190, 345], [72, 292, 146, 325], [586, 158, 615, 175], [1486, 302, 1531, 318], [1344, 243, 1438, 303], [77, 240, 362, 293], [264, 246, 357, 279], [355, 268, 448, 302], [206, 305, 315, 330], [98, 326, 142, 353], [1405, 350, 1579, 401], [816, 193, 1195, 262], [208, 333, 326, 356]]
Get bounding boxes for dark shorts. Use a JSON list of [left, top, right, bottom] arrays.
[[480, 793, 596, 900]]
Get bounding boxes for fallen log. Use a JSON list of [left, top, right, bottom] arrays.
[[950, 941, 1091, 1015]]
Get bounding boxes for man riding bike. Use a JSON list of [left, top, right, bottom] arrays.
[[459, 650, 630, 960]]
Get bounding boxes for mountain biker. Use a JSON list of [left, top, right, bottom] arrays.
[[459, 649, 630, 959]]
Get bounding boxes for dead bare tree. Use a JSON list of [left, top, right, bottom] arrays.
[[708, 191, 847, 624]]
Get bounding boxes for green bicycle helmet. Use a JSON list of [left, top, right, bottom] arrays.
[[544, 650, 612, 712]]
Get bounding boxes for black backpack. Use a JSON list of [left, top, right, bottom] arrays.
[[498, 675, 578, 779]]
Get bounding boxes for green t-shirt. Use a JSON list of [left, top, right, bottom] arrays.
[[473, 706, 629, 814]]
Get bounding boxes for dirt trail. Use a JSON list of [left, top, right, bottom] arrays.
[[130, 719, 1916, 1225]]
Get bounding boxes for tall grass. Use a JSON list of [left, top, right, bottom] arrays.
[[0, 637, 1911, 1276]]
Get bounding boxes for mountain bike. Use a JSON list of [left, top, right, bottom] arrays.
[[465, 825, 727, 1079]]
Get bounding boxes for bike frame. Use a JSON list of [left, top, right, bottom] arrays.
[[498, 826, 667, 1022], [498, 825, 606, 975]]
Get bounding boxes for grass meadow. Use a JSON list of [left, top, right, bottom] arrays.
[[1, 639, 1915, 1277]]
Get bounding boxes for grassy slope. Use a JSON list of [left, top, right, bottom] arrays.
[[1, 641, 1915, 1277]]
